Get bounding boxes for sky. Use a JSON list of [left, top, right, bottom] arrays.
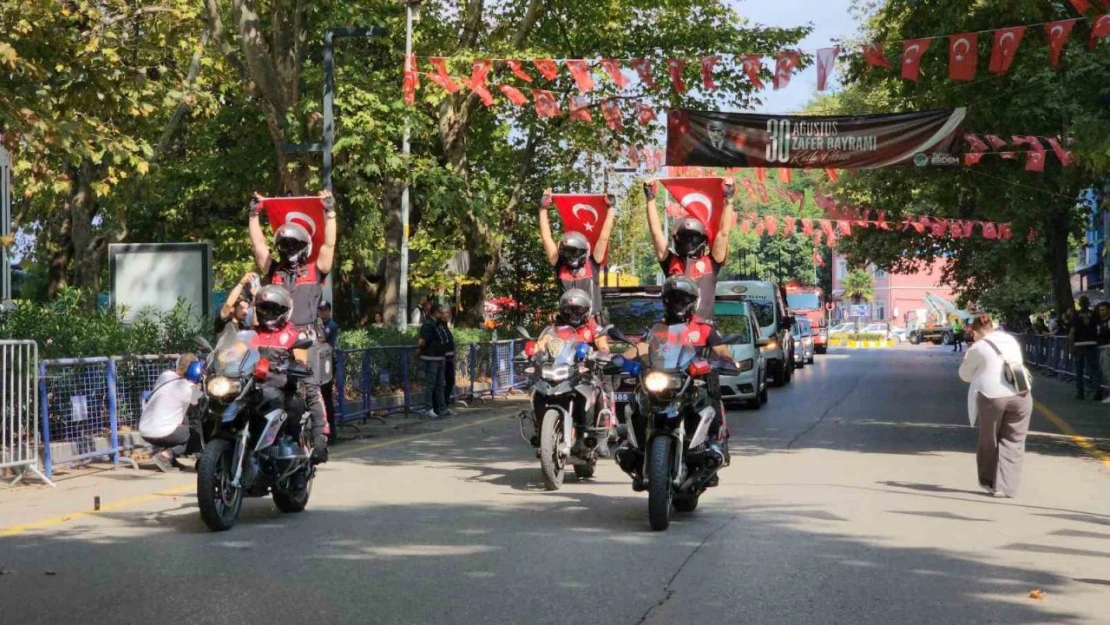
[[730, 0, 860, 113]]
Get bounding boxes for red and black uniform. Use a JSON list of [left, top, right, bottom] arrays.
[[550, 317, 603, 347], [250, 322, 308, 424], [554, 258, 603, 318], [660, 253, 721, 321], [647, 317, 728, 444], [267, 263, 326, 332]]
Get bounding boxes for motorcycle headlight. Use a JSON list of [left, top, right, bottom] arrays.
[[541, 365, 570, 382], [644, 371, 673, 393], [737, 358, 754, 372], [763, 340, 778, 351], [206, 376, 241, 398]]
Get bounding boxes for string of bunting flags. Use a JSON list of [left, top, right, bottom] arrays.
[[405, 9, 1110, 110]]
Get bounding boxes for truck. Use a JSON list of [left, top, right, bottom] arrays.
[[784, 282, 828, 355], [906, 292, 973, 345]]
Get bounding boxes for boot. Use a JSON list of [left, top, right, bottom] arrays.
[[311, 435, 329, 465]]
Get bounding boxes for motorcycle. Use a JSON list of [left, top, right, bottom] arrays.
[[607, 326, 741, 531], [516, 326, 618, 491], [193, 328, 317, 531]]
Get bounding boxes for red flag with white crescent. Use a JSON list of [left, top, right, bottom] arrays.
[[498, 84, 529, 106], [783, 216, 797, 236], [468, 60, 495, 106], [507, 60, 534, 83], [1012, 135, 1046, 172], [700, 55, 719, 90], [532, 90, 561, 117], [1090, 15, 1110, 49], [568, 96, 592, 122], [552, 194, 611, 263], [1068, 0, 1092, 12], [740, 54, 764, 90], [631, 58, 655, 88], [428, 58, 460, 93], [637, 103, 657, 125], [533, 59, 560, 80], [985, 134, 1015, 159], [601, 99, 624, 131], [403, 55, 419, 106], [902, 39, 931, 82], [989, 26, 1026, 74], [1044, 136, 1074, 166], [667, 58, 687, 93], [659, 177, 726, 243], [982, 222, 998, 239], [740, 178, 757, 199], [863, 43, 893, 69], [801, 219, 814, 236], [601, 59, 629, 88], [948, 32, 978, 81], [1045, 21, 1075, 67], [999, 223, 1013, 240], [774, 51, 800, 90], [261, 196, 327, 264], [566, 60, 595, 94], [964, 133, 990, 165], [816, 46, 839, 91], [763, 215, 779, 237]]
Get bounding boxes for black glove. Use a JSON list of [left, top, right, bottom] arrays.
[[323, 193, 336, 213], [723, 182, 736, 201], [643, 182, 657, 201], [249, 195, 262, 217]]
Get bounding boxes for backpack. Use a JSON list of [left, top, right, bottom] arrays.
[[983, 338, 1032, 393]]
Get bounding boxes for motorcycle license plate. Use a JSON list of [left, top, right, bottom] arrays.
[[613, 392, 632, 403]]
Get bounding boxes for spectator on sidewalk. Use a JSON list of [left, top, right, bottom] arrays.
[[440, 305, 457, 416], [411, 296, 429, 326], [952, 317, 965, 353], [1069, 296, 1103, 400], [1097, 302, 1110, 404], [414, 303, 449, 418], [959, 314, 1033, 498], [372, 311, 385, 328], [140, 354, 204, 472], [215, 272, 257, 334]]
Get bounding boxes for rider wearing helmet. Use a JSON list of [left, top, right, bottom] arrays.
[[248, 193, 337, 465], [643, 178, 736, 321], [539, 189, 616, 320], [536, 289, 611, 355]]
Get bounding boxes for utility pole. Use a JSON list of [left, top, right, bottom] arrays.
[[398, 0, 421, 330], [0, 138, 12, 312]]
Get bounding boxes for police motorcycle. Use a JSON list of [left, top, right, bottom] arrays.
[[607, 325, 741, 531], [516, 326, 618, 491], [193, 326, 317, 532]]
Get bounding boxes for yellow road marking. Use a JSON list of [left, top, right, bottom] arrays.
[[0, 413, 511, 537], [1035, 400, 1110, 469]]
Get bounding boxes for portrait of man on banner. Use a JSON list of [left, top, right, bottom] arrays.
[[672, 111, 751, 167]]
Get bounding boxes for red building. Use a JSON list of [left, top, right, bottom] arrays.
[[830, 252, 957, 328]]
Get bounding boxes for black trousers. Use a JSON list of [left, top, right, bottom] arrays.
[[444, 356, 457, 405], [145, 424, 200, 457], [321, 381, 336, 437]]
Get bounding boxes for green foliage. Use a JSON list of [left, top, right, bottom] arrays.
[[842, 269, 874, 304], [0, 288, 206, 359], [337, 325, 494, 350]]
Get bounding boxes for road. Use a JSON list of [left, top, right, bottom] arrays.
[[2, 347, 1109, 624]]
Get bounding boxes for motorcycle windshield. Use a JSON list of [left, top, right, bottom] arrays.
[[536, 326, 582, 366], [644, 323, 699, 372], [207, 329, 261, 378]]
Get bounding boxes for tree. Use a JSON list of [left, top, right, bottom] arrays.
[[841, 268, 874, 331], [826, 0, 1110, 318]]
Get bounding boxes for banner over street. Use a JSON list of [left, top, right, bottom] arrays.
[[666, 108, 967, 169]]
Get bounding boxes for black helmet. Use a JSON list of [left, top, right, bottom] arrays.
[[662, 276, 699, 324], [672, 218, 709, 259], [274, 223, 312, 265], [255, 285, 294, 331], [558, 232, 591, 269], [558, 288, 592, 327]]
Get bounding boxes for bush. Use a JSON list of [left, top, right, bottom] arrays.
[[0, 288, 207, 359], [337, 325, 496, 350]]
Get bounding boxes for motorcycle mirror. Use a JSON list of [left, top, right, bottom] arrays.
[[194, 336, 213, 351], [606, 327, 630, 344], [292, 337, 314, 350], [596, 324, 614, 336], [720, 333, 743, 345], [516, 326, 533, 341]]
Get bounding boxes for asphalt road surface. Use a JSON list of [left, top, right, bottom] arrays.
[[2, 347, 1109, 625]]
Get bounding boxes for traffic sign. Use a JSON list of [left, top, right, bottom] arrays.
[[825, 302, 835, 311]]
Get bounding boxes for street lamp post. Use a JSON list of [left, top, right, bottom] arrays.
[[0, 139, 13, 312], [398, 0, 421, 330]]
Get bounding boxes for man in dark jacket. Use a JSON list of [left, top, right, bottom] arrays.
[[415, 303, 450, 418], [439, 306, 458, 415], [1070, 296, 1103, 400]]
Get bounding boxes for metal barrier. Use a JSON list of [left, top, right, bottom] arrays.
[[112, 355, 180, 438], [1, 340, 52, 486], [1018, 334, 1110, 390]]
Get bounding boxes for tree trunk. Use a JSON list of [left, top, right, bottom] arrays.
[[380, 183, 403, 326], [1047, 207, 1075, 314]]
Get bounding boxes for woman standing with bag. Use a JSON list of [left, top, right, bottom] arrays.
[[958, 314, 1033, 498]]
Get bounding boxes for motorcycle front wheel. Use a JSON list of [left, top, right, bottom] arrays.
[[197, 438, 243, 532], [647, 436, 674, 531], [539, 409, 566, 491]]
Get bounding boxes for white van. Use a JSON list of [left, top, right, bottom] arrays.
[[715, 281, 795, 387]]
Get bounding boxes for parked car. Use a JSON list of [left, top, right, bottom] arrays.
[[716, 281, 795, 387], [793, 318, 815, 365], [863, 322, 903, 343], [827, 322, 856, 336], [715, 299, 769, 409]]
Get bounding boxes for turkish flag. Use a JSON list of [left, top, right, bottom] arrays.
[[1068, 0, 1093, 13], [740, 178, 757, 199], [764, 215, 779, 236], [755, 167, 767, 182], [981, 222, 998, 239], [837, 220, 852, 236], [667, 58, 687, 93], [960, 220, 975, 238], [902, 38, 931, 82], [964, 133, 990, 165], [1044, 136, 1074, 166], [637, 103, 657, 125], [778, 168, 793, 184], [533, 59, 559, 81], [467, 60, 495, 106], [627, 145, 641, 169], [631, 58, 655, 88], [569, 96, 592, 122], [601, 59, 629, 88], [813, 248, 826, 267], [566, 60, 595, 94], [985, 134, 1015, 159], [774, 51, 800, 90], [755, 182, 770, 203], [989, 27, 1025, 74], [825, 168, 839, 182], [532, 89, 561, 117], [801, 219, 814, 236], [1045, 21, 1075, 67], [786, 189, 805, 208], [659, 177, 726, 243], [739, 219, 751, 234], [783, 216, 797, 236], [998, 223, 1013, 240], [905, 220, 926, 234], [929, 217, 947, 237], [740, 54, 764, 90], [261, 197, 327, 264], [1090, 15, 1110, 50], [948, 33, 978, 81], [552, 194, 611, 263], [876, 211, 890, 230], [1012, 135, 1046, 172], [403, 55, 419, 105], [498, 84, 528, 106], [863, 43, 893, 69], [601, 99, 623, 131], [816, 46, 840, 91], [507, 60, 534, 83], [700, 55, 719, 90], [428, 58, 460, 93]]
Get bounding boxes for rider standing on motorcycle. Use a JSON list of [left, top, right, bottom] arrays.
[[535, 289, 612, 355], [247, 190, 337, 465], [643, 178, 735, 321], [538, 189, 615, 321], [627, 276, 732, 465]]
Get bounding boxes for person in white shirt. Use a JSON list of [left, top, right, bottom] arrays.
[[958, 314, 1033, 498], [139, 354, 204, 472]]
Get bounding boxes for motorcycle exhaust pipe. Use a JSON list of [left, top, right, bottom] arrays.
[[615, 445, 640, 474]]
